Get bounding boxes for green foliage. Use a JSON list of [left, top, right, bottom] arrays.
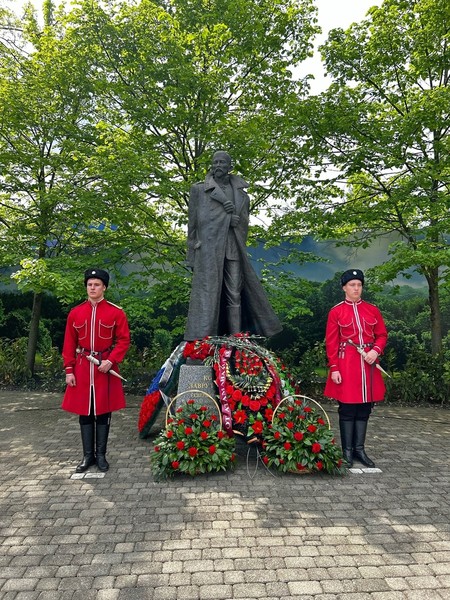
[[149, 399, 236, 479], [0, 338, 31, 385], [386, 346, 450, 406]]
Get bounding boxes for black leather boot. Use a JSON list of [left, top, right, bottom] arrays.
[[96, 422, 110, 472], [353, 419, 376, 467], [339, 419, 354, 468], [76, 423, 96, 473]]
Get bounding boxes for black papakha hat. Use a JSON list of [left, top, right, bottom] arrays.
[[84, 268, 110, 288], [340, 269, 364, 287]]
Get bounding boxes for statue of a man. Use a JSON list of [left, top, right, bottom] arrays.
[[184, 150, 282, 341]]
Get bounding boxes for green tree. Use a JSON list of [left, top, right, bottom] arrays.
[[275, 0, 450, 353]]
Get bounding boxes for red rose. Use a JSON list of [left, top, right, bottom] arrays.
[[274, 431, 281, 440], [171, 461, 180, 469], [259, 397, 268, 406], [294, 432, 304, 442], [166, 430, 174, 438], [264, 408, 274, 420], [241, 395, 250, 407], [312, 442, 322, 453], [225, 385, 234, 395], [307, 424, 317, 433], [200, 431, 208, 440], [208, 445, 216, 454], [188, 447, 198, 457], [176, 441, 185, 450], [232, 389, 242, 401], [283, 442, 292, 451], [251, 420, 263, 434], [249, 400, 261, 412], [184, 427, 193, 435]]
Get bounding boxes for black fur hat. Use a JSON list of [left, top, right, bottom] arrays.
[[340, 269, 364, 287], [84, 268, 109, 288]]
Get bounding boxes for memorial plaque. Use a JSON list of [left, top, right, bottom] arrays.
[[176, 365, 218, 413]]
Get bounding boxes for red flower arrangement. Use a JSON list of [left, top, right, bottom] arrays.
[[150, 399, 236, 479], [261, 396, 344, 474]]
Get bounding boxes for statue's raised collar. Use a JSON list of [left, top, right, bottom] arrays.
[[204, 172, 249, 191]]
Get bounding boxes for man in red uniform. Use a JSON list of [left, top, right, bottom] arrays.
[[62, 269, 130, 472], [324, 269, 388, 468]]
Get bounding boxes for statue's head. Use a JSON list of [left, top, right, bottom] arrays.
[[211, 150, 232, 178]]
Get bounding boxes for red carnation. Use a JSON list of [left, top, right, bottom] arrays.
[[166, 430, 174, 438], [283, 442, 292, 451], [312, 442, 322, 453], [187, 399, 195, 405], [296, 463, 306, 471], [188, 447, 198, 457], [200, 431, 208, 440], [208, 445, 216, 454], [234, 410, 248, 424], [294, 432, 304, 442], [190, 413, 199, 420], [171, 461, 180, 469], [176, 407, 183, 413], [304, 406, 312, 413], [287, 421, 294, 429], [264, 408, 274, 420], [316, 461, 324, 470], [274, 431, 281, 440], [203, 420, 211, 428], [154, 445, 160, 452], [184, 427, 193, 435], [176, 441, 185, 450], [307, 424, 317, 433], [217, 430, 225, 439], [262, 455, 269, 465], [251, 420, 263, 434], [278, 412, 286, 419], [317, 418, 326, 425]]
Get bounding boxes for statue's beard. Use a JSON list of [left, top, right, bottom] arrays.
[[213, 167, 227, 178]]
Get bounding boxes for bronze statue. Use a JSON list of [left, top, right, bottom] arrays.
[[184, 151, 282, 341]]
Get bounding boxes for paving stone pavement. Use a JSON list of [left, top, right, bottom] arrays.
[[1, 389, 449, 600]]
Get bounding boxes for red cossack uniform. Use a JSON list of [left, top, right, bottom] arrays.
[[324, 299, 388, 404], [62, 299, 130, 416]]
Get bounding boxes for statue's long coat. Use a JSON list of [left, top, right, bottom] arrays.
[[184, 173, 282, 341]]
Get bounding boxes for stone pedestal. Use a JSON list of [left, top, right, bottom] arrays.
[[176, 364, 218, 413]]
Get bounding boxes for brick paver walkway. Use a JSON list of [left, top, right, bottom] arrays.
[[0, 390, 449, 599]]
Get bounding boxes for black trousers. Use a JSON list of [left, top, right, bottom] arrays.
[[338, 402, 372, 422], [79, 396, 111, 426]]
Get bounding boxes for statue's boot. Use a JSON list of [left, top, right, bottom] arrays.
[[339, 418, 354, 468], [75, 423, 96, 473], [353, 419, 376, 467], [226, 305, 241, 335]]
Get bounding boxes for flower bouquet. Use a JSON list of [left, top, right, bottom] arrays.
[[261, 395, 344, 474], [150, 394, 236, 479]]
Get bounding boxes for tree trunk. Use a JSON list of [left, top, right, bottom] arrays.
[[26, 291, 43, 375], [425, 267, 442, 355]]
